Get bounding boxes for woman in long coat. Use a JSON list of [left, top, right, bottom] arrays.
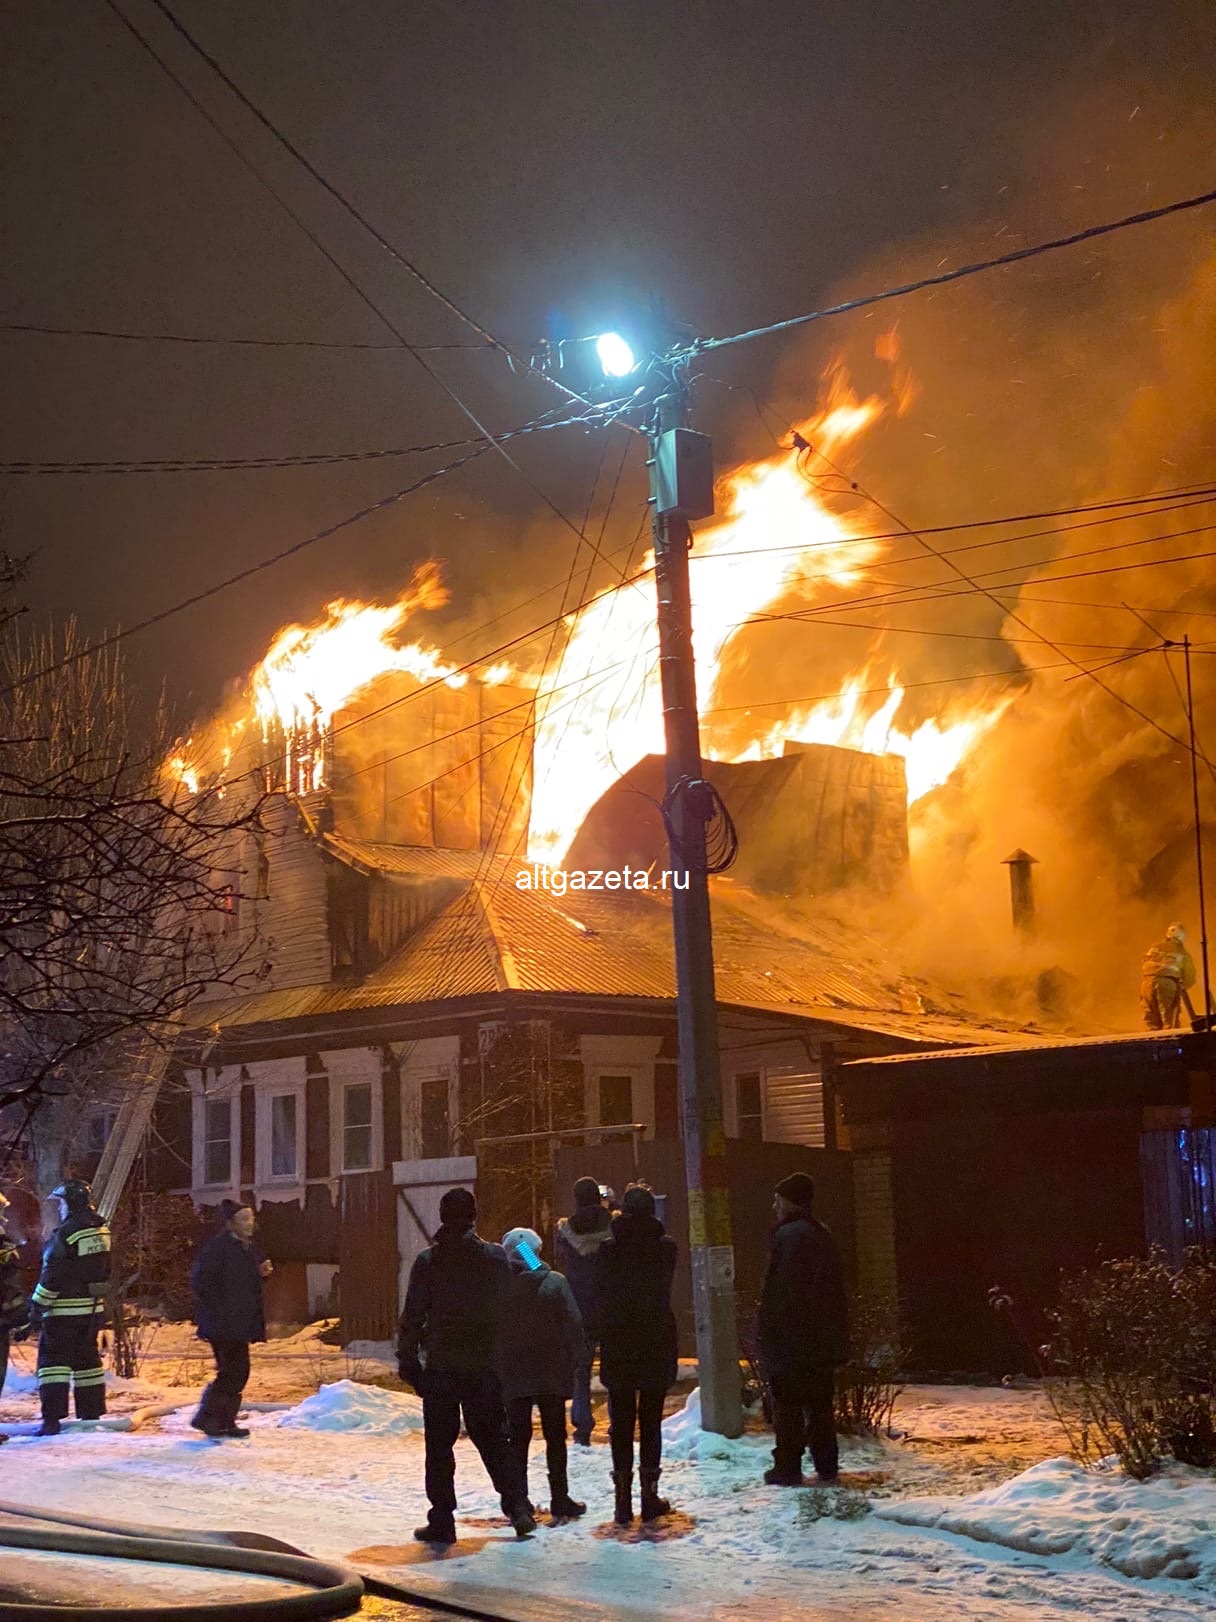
[[189, 1201, 270, 1439], [594, 1184, 678, 1525]]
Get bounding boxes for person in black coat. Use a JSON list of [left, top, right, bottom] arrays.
[[594, 1184, 678, 1525], [553, 1175, 614, 1445], [498, 1227, 587, 1519], [397, 1187, 534, 1545], [758, 1172, 849, 1486], [190, 1200, 271, 1440]]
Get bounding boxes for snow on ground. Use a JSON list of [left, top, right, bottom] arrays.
[[4, 1336, 1216, 1620]]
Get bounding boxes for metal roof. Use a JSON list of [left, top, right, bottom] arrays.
[[190, 839, 1036, 1051]]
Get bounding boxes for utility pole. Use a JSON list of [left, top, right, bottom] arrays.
[[1182, 637, 1213, 1029], [648, 365, 743, 1437]]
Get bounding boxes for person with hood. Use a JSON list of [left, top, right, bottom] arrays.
[[594, 1183, 679, 1525], [397, 1187, 535, 1544], [758, 1172, 849, 1487], [0, 1191, 30, 1443], [498, 1226, 587, 1519], [189, 1200, 271, 1439], [29, 1179, 111, 1437], [1140, 922, 1197, 1029], [554, 1175, 614, 1445]]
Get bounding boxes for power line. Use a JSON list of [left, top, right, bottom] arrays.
[[794, 439, 1215, 765], [141, 0, 587, 412], [117, 0, 629, 574], [0, 440, 492, 698], [0, 414, 582, 477], [0, 319, 485, 351], [689, 186, 1216, 357]]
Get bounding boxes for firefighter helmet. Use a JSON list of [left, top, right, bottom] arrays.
[[49, 1179, 94, 1212]]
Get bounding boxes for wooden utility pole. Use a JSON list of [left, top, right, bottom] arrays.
[[649, 370, 743, 1438]]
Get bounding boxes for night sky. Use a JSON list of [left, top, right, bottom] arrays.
[[2, 0, 1214, 729]]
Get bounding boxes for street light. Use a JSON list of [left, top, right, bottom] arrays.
[[594, 331, 636, 378]]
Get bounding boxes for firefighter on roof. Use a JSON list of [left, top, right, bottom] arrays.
[[1140, 922, 1198, 1030], [30, 1179, 111, 1436]]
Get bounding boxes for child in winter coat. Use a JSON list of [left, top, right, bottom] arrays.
[[498, 1227, 587, 1519]]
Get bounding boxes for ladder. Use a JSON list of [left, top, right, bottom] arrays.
[[93, 1039, 173, 1222]]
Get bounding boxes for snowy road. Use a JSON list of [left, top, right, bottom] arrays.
[[5, 1388, 1215, 1621]]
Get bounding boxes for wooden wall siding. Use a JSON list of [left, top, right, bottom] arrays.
[[381, 1051, 401, 1165], [240, 1084, 256, 1185], [148, 1080, 193, 1190], [339, 1169, 399, 1340], [327, 678, 531, 851], [262, 795, 330, 991], [249, 1182, 339, 1264], [1141, 1128, 1216, 1264], [305, 1072, 330, 1179], [763, 1067, 826, 1147], [654, 1060, 679, 1138]]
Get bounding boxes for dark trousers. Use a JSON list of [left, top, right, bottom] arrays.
[[194, 1338, 251, 1432], [422, 1367, 526, 1532], [0, 1328, 9, 1400], [771, 1366, 839, 1480], [506, 1393, 570, 1502], [606, 1385, 665, 1475], [570, 1331, 596, 1436], [37, 1315, 106, 1422]]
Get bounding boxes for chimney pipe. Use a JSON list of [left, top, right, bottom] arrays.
[[1002, 849, 1039, 938]]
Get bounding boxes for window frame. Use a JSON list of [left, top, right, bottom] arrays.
[[341, 1079, 375, 1173], [202, 1096, 235, 1188]]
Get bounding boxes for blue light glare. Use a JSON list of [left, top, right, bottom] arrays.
[[595, 332, 636, 378]]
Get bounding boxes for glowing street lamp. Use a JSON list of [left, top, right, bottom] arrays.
[[594, 331, 636, 378]]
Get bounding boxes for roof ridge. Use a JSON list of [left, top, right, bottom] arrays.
[[468, 875, 521, 993]]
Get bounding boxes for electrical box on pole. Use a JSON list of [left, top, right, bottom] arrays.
[[648, 378, 743, 1439], [653, 428, 715, 519]]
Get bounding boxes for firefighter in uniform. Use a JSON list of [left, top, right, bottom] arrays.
[[29, 1179, 111, 1436], [1140, 922, 1198, 1030]]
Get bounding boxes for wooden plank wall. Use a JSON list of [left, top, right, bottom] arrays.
[[338, 1168, 399, 1341]]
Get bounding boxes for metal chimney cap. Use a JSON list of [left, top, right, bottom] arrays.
[[1002, 848, 1039, 865]]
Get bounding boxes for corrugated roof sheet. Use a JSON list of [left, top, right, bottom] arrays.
[[842, 1028, 1193, 1068], [191, 839, 1036, 1050]]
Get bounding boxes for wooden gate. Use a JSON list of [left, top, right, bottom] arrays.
[[338, 1168, 399, 1341]]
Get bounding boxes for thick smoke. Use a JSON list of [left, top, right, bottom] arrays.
[[748, 95, 1216, 1028]]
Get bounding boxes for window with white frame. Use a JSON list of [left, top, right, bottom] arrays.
[[269, 1093, 298, 1178], [419, 1075, 450, 1159], [203, 1097, 234, 1185], [342, 1081, 374, 1171], [735, 1071, 764, 1140]]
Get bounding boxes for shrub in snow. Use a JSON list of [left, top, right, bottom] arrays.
[[1043, 1248, 1216, 1479], [279, 1378, 424, 1435]]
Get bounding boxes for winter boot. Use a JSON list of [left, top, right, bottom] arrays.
[[414, 1521, 456, 1546], [549, 1458, 586, 1518], [639, 1467, 671, 1521], [510, 1504, 538, 1538], [33, 1419, 61, 1438], [612, 1469, 634, 1526]]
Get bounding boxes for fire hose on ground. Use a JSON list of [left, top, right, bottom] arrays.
[[0, 1498, 568, 1621]]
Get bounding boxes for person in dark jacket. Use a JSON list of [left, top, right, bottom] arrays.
[[0, 1191, 30, 1444], [595, 1184, 678, 1526], [30, 1179, 112, 1436], [189, 1200, 271, 1440], [758, 1172, 849, 1486], [498, 1226, 587, 1519], [397, 1187, 534, 1545], [554, 1175, 614, 1445]]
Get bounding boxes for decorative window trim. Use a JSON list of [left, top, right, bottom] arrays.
[[395, 1037, 459, 1164], [189, 1067, 243, 1196], [323, 1049, 384, 1175]]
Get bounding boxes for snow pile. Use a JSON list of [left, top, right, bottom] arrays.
[[661, 1387, 767, 1465], [277, 1378, 424, 1435], [877, 1456, 1216, 1584]]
